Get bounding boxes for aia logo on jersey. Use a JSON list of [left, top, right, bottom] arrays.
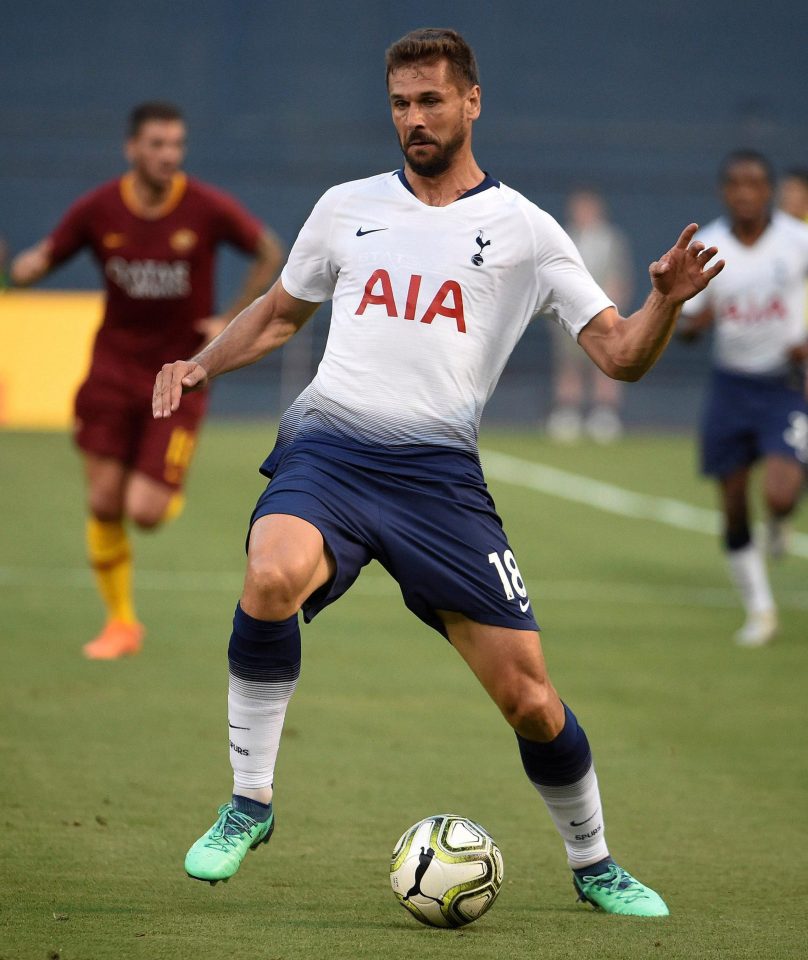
[[355, 270, 466, 333], [720, 295, 787, 325], [471, 229, 491, 266], [170, 229, 198, 253], [102, 232, 126, 249]]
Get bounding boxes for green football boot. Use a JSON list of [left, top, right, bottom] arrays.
[[573, 862, 669, 916], [185, 802, 274, 884]]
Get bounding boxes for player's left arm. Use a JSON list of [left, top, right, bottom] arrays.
[[195, 228, 285, 343], [578, 223, 724, 381], [787, 341, 808, 400], [787, 341, 808, 366]]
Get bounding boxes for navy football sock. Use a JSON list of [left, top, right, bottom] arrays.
[[516, 703, 592, 786], [232, 794, 273, 821], [517, 704, 609, 868], [725, 523, 751, 552], [228, 604, 301, 682], [227, 604, 301, 795], [573, 856, 614, 879]]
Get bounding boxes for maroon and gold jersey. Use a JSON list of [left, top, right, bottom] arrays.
[[48, 172, 263, 389]]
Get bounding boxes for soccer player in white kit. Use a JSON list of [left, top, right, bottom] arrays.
[[681, 151, 808, 646], [153, 28, 723, 916]]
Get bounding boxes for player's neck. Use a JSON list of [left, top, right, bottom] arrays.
[[131, 172, 179, 212], [404, 156, 486, 207], [731, 214, 770, 246]]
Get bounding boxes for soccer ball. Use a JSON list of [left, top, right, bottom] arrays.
[[389, 814, 504, 928]]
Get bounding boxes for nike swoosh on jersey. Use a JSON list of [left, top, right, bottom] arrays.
[[356, 227, 388, 236], [519, 599, 530, 612]]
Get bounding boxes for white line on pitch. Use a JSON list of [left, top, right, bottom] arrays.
[[480, 448, 808, 560], [1, 566, 807, 611]]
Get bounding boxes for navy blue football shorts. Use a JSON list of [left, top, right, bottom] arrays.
[[700, 368, 808, 478], [248, 433, 539, 638]]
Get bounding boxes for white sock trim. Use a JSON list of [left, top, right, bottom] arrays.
[[228, 671, 298, 793], [529, 765, 609, 868]]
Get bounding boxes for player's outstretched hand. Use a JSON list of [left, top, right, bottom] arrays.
[[10, 240, 52, 287], [152, 360, 208, 419], [649, 224, 724, 303]]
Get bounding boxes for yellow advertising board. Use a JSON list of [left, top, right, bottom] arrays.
[[0, 291, 103, 428]]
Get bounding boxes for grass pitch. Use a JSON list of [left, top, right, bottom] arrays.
[[1, 424, 807, 960]]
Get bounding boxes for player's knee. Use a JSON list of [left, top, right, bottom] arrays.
[[766, 488, 797, 519], [245, 555, 307, 617], [88, 494, 123, 524], [498, 680, 557, 737], [127, 505, 165, 531], [125, 487, 176, 530]]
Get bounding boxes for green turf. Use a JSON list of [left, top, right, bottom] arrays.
[[1, 425, 807, 960]]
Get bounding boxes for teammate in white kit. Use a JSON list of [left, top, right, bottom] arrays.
[[153, 28, 723, 915], [681, 151, 808, 646]]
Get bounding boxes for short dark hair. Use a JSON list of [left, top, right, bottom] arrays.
[[385, 27, 479, 89], [783, 167, 808, 188], [719, 149, 774, 185], [128, 100, 184, 138]]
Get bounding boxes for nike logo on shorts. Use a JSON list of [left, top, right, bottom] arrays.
[[519, 599, 530, 612]]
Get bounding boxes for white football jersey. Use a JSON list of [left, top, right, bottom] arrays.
[[279, 170, 612, 451], [682, 212, 808, 376]]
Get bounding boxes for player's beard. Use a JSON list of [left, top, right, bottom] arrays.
[[401, 128, 466, 178], [135, 158, 180, 195]]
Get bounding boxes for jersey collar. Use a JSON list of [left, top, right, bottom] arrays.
[[395, 168, 500, 202], [119, 171, 187, 219]]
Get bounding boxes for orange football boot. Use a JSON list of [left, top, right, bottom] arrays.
[[83, 620, 145, 660]]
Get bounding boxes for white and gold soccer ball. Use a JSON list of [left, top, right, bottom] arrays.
[[389, 814, 504, 928]]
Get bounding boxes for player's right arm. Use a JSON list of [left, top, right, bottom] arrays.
[[10, 190, 94, 286], [10, 239, 54, 286], [152, 279, 319, 419]]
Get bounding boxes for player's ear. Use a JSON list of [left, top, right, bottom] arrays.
[[465, 85, 481, 121], [124, 137, 137, 165]]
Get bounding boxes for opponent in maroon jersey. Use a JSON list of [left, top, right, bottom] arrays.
[[11, 101, 284, 659]]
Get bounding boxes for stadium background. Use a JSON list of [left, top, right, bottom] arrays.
[[2, 0, 808, 429], [3, 7, 808, 957]]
